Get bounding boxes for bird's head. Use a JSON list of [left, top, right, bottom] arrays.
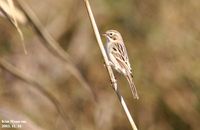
[[102, 30, 123, 42]]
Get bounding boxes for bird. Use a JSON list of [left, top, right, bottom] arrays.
[[102, 30, 139, 99]]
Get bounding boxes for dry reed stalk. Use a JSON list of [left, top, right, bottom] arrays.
[[0, 0, 27, 54], [15, 0, 96, 101], [0, 58, 75, 130], [83, 0, 138, 130]]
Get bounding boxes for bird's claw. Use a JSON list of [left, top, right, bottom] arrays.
[[104, 61, 113, 67]]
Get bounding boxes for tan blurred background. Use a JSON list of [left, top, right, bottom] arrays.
[[0, 0, 200, 130]]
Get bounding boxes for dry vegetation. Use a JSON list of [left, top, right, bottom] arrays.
[[0, 0, 200, 130]]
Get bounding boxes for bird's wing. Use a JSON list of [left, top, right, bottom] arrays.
[[110, 42, 132, 74]]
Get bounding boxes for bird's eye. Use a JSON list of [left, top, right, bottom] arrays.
[[109, 33, 113, 36]]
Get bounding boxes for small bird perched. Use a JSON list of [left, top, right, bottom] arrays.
[[103, 30, 139, 99]]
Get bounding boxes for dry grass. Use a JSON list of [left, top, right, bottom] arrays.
[[0, 0, 200, 130]]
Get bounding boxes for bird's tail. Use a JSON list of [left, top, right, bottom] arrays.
[[126, 74, 139, 99]]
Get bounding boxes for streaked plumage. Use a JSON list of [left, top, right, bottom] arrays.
[[103, 30, 139, 99]]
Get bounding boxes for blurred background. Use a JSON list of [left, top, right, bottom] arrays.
[[0, 0, 200, 130]]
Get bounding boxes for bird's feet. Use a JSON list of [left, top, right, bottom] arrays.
[[104, 61, 114, 67]]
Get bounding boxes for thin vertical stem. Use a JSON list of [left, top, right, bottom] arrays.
[[83, 0, 138, 130]]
